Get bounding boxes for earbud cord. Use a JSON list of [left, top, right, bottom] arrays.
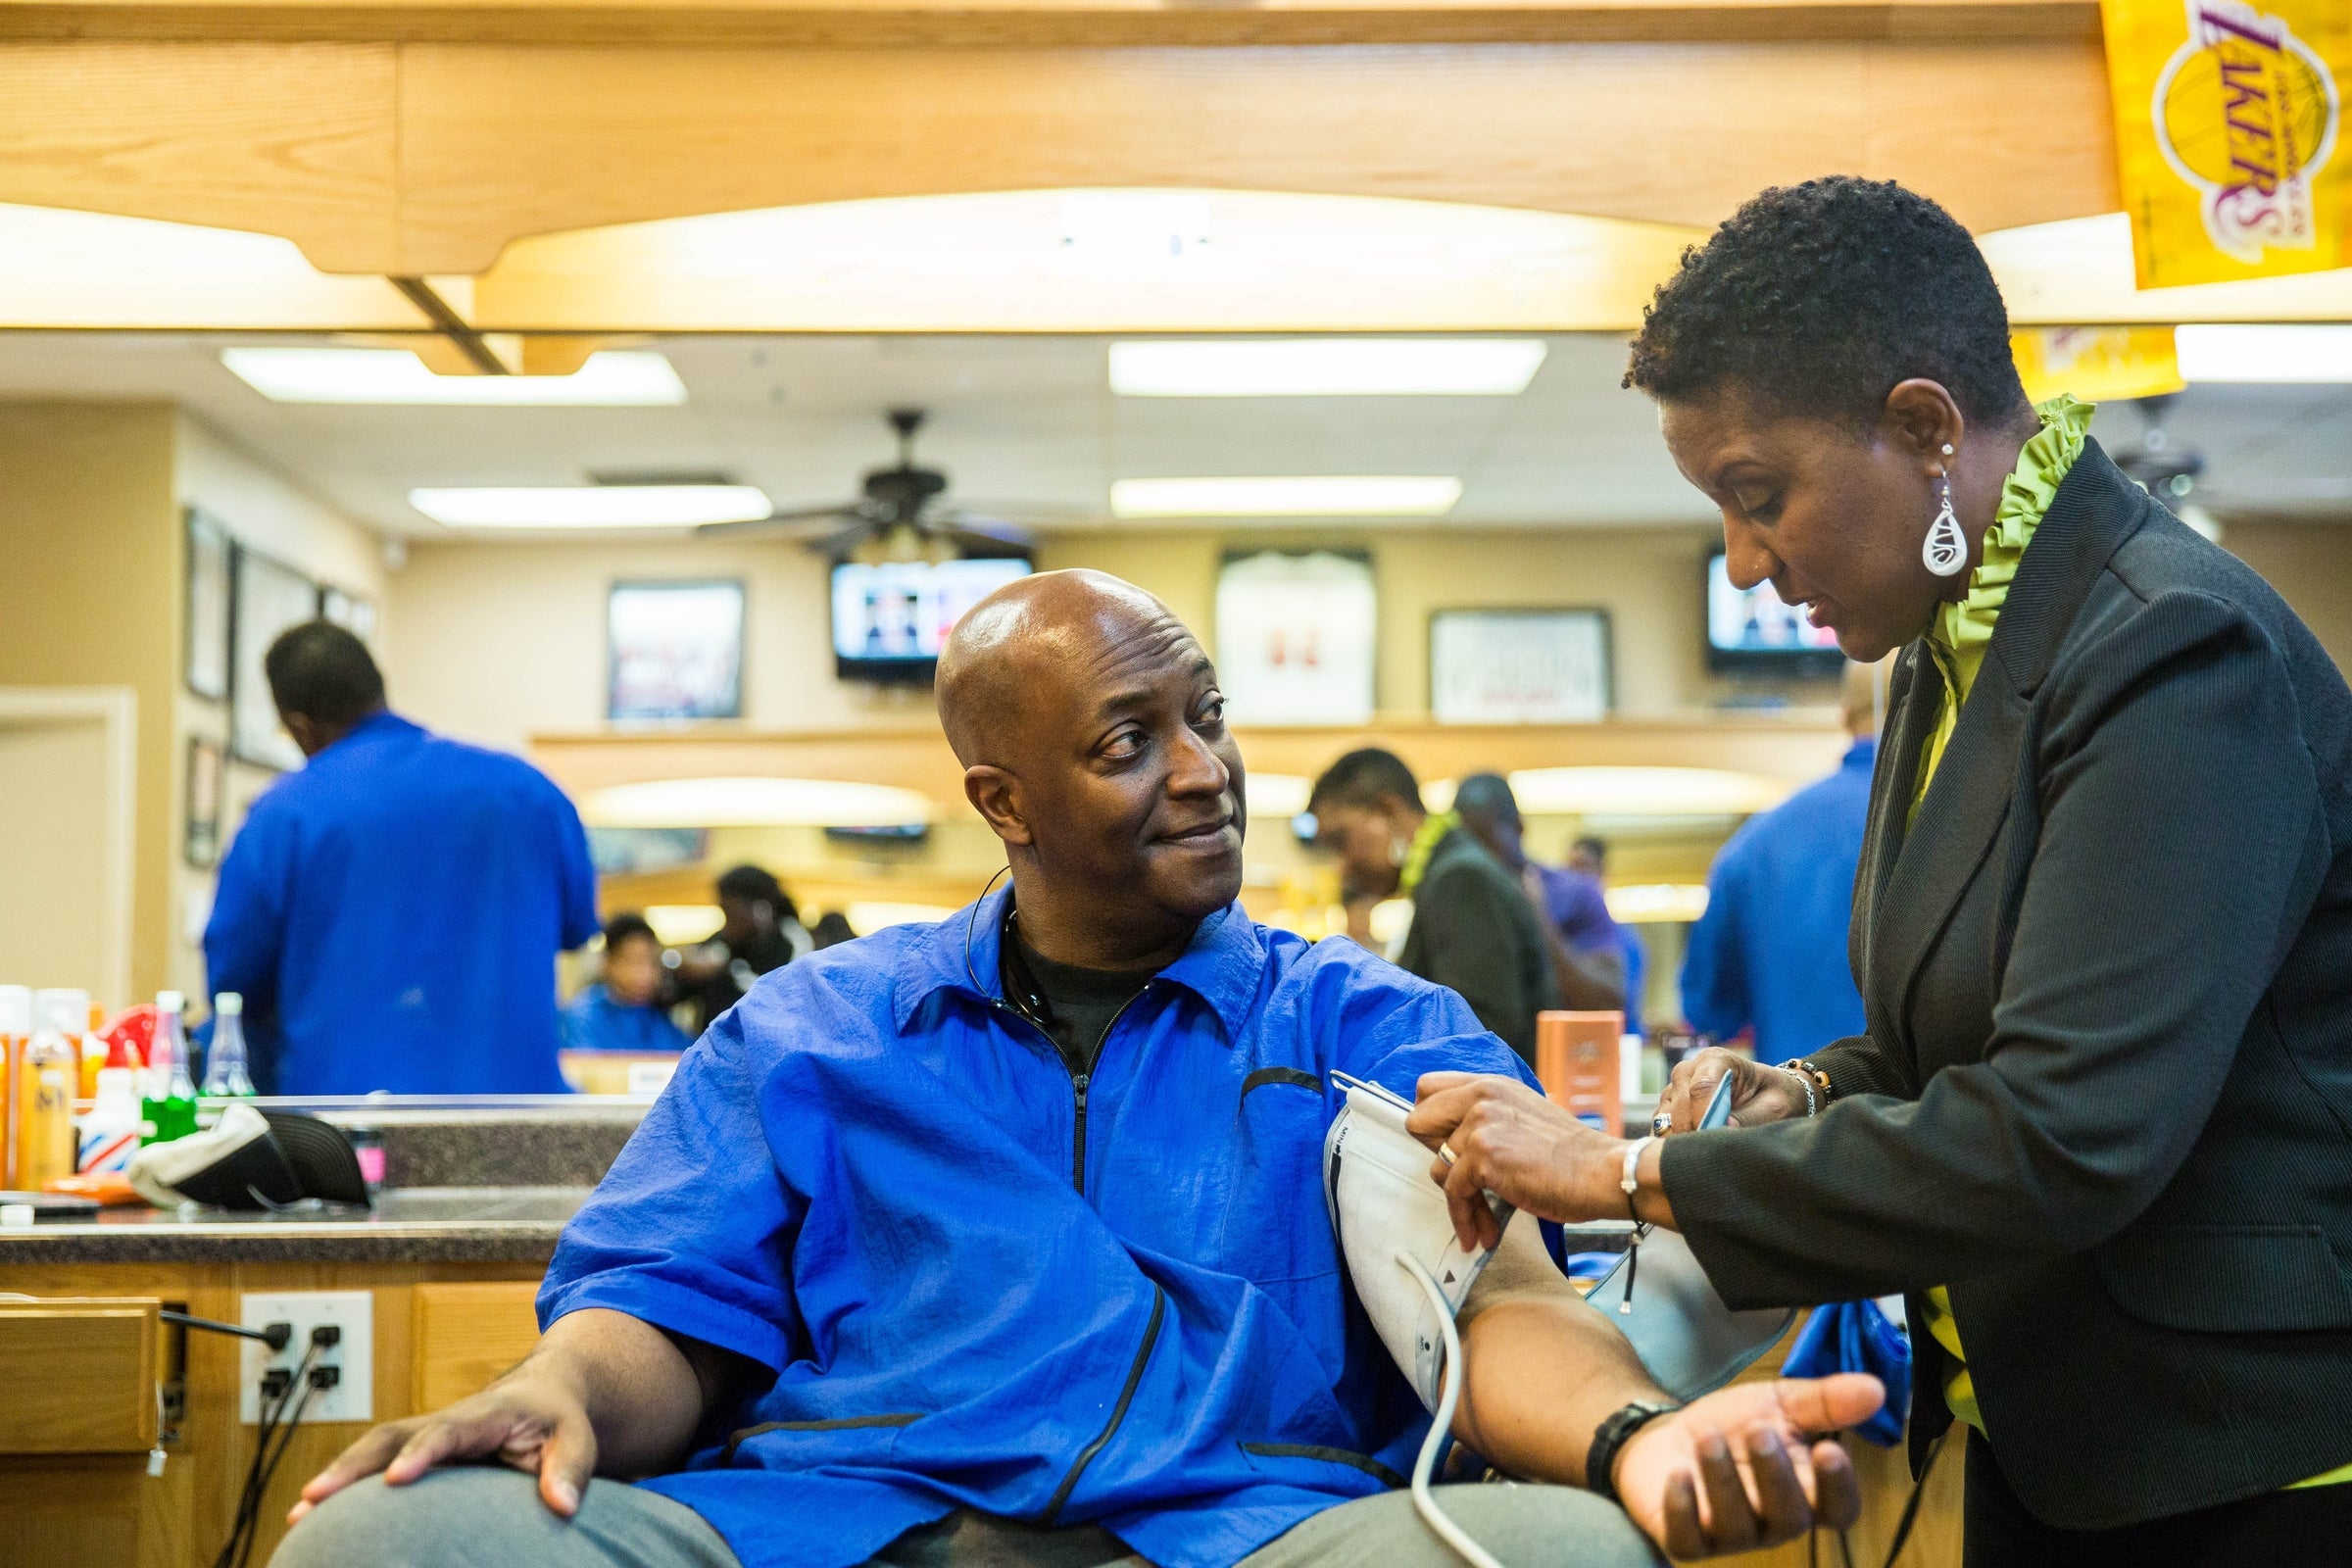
[[1396, 1250, 1507, 1568], [962, 865, 1013, 995]]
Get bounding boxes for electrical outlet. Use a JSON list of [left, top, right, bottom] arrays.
[[238, 1291, 373, 1424]]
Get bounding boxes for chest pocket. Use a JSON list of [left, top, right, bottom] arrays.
[[1212, 1069, 1342, 1292]]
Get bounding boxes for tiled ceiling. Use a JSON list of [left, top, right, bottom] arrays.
[[0, 330, 2341, 537]]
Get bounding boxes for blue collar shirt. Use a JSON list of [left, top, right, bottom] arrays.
[[1679, 737, 1876, 1064], [203, 711, 601, 1095], [563, 984, 694, 1056], [539, 889, 1540, 1568]]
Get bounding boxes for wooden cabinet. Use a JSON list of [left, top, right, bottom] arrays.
[[411, 1281, 543, 1409], [0, 1297, 160, 1454]]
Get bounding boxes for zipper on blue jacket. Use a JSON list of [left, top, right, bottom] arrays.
[[998, 985, 1151, 1198], [1039, 1284, 1166, 1526]]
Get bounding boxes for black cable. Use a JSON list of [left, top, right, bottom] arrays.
[[213, 1342, 318, 1568], [160, 1311, 292, 1350], [238, 1375, 320, 1568]]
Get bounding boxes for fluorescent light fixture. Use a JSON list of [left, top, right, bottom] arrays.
[[1492, 766, 1794, 817], [221, 347, 688, 405], [410, 485, 771, 529], [1242, 772, 1314, 817], [844, 902, 962, 935], [582, 777, 934, 828], [642, 905, 726, 946], [1604, 883, 1713, 924], [2176, 324, 2352, 382], [1110, 475, 1462, 518], [1110, 339, 1546, 397]]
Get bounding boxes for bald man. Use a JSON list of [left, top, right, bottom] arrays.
[[277, 571, 1877, 1568]]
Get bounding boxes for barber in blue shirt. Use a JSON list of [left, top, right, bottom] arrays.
[[564, 913, 693, 1055], [280, 571, 1875, 1568], [205, 621, 600, 1096], [1679, 663, 1878, 1065]]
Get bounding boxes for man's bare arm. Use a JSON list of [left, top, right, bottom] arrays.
[[292, 1307, 736, 1524], [1451, 1223, 1881, 1558]]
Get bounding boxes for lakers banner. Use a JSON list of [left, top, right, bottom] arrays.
[[2011, 326, 2185, 403], [2101, 0, 2350, 287]]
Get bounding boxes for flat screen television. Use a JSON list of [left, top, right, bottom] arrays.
[[1704, 549, 1845, 676], [831, 557, 1033, 683]]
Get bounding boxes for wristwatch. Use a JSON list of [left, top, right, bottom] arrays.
[[1586, 1399, 1681, 1503]]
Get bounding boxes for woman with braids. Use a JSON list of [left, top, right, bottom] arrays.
[[1408, 176, 2352, 1565]]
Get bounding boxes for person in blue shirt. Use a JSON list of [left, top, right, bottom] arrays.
[[205, 621, 600, 1096], [279, 571, 1876, 1568], [1678, 663, 1879, 1065], [564, 914, 694, 1056], [1451, 775, 1629, 1017]]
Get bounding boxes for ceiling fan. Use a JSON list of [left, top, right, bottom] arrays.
[[696, 407, 1039, 558]]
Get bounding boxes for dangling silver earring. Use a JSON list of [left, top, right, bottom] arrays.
[[1923, 443, 1967, 577]]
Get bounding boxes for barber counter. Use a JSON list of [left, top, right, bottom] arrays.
[[0, 1099, 1960, 1568], [0, 1101, 637, 1568]]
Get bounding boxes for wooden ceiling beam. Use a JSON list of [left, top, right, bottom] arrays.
[[0, 0, 2100, 48]]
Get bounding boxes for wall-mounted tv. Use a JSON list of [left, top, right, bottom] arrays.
[[1704, 549, 1845, 676], [831, 557, 1033, 683]]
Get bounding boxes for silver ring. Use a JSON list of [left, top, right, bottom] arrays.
[[1439, 1142, 1458, 1166], [1650, 1111, 1673, 1135]]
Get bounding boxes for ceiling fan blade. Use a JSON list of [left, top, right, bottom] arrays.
[[692, 504, 862, 539], [930, 509, 1038, 550]]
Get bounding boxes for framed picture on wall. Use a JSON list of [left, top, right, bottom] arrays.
[[1429, 608, 1612, 723], [184, 736, 225, 868], [1213, 550, 1377, 725], [184, 509, 233, 703], [609, 580, 746, 722], [318, 584, 377, 642], [231, 545, 319, 770]]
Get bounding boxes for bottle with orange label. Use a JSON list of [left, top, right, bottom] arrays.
[[19, 990, 80, 1189], [0, 985, 26, 1186]]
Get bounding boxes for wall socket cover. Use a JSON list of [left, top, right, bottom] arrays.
[[238, 1290, 374, 1425]]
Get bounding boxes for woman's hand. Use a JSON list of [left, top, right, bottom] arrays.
[[1408, 1073, 1637, 1250], [1658, 1048, 1806, 1134], [1614, 1375, 1882, 1559]]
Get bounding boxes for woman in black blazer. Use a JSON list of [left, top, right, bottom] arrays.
[[1411, 177, 2352, 1567]]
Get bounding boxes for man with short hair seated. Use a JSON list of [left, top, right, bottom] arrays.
[[276, 571, 1879, 1568]]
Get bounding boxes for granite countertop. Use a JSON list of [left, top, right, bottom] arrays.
[[0, 1186, 594, 1264]]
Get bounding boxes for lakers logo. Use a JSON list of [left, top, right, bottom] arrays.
[[2151, 0, 2341, 266]]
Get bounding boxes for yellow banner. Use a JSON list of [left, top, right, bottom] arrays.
[[2011, 325, 2185, 403], [2102, 0, 2350, 287]]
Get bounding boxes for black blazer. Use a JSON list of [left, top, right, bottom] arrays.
[[1660, 441, 2352, 1529]]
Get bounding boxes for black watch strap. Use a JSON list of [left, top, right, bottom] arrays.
[[1586, 1400, 1681, 1504]]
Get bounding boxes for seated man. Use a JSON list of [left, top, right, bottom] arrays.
[[564, 914, 694, 1056], [277, 571, 1877, 1568]]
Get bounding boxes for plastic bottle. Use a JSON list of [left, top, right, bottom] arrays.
[[0, 985, 29, 1187], [19, 993, 80, 1189], [78, 1033, 145, 1173], [79, 1000, 108, 1100], [141, 992, 199, 1146], [200, 993, 256, 1098]]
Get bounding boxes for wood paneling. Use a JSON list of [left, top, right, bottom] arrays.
[[0, 1297, 160, 1453], [0, 25, 2115, 274], [412, 1281, 543, 1409]]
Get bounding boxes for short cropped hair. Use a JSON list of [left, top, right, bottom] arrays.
[[1451, 772, 1521, 829], [603, 912, 659, 951], [1624, 176, 2032, 430], [264, 620, 385, 727], [1308, 748, 1424, 817], [715, 863, 795, 920]]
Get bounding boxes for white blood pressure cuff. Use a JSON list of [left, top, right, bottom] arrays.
[[1323, 1073, 1512, 1412]]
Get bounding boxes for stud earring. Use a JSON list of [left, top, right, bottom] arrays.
[[1390, 836, 1410, 867], [1923, 444, 1967, 577]]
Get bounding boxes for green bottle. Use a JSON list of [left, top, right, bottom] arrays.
[[140, 991, 200, 1145]]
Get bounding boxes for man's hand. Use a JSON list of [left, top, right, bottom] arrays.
[[1612, 1375, 1883, 1560], [1658, 1048, 1804, 1133], [290, 1364, 598, 1525], [1408, 1072, 1641, 1250]]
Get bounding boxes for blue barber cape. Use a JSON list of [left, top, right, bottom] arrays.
[[1679, 738, 1874, 1065], [204, 711, 600, 1096], [563, 985, 693, 1055], [540, 890, 1542, 1568]]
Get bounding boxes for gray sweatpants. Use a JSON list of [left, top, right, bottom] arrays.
[[271, 1464, 1662, 1568]]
